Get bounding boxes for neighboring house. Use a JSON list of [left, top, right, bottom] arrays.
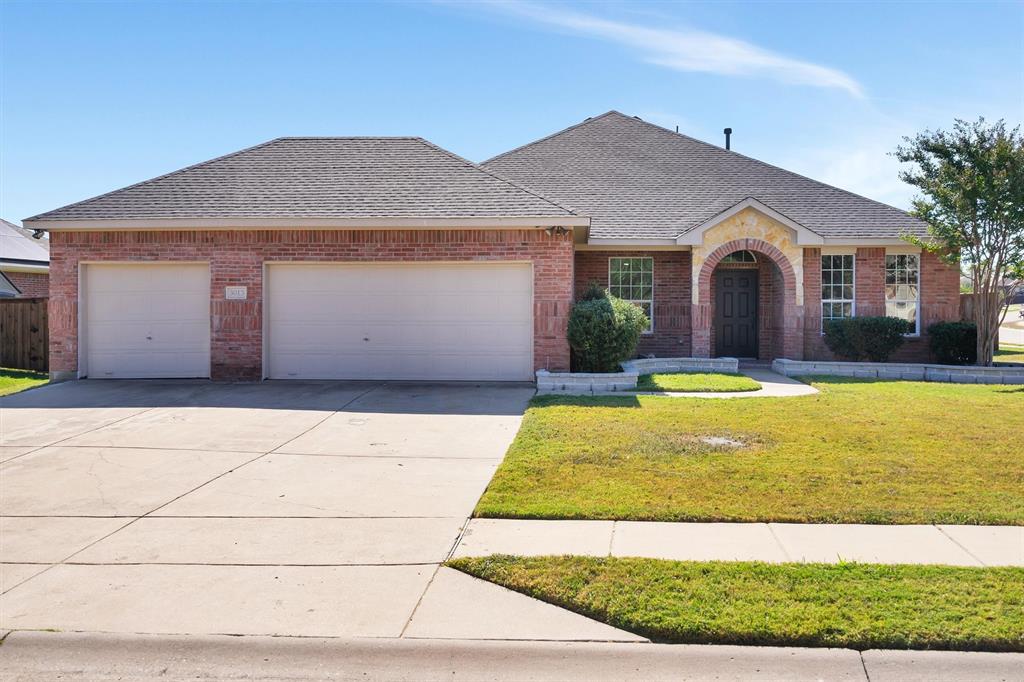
[[25, 111, 960, 382], [0, 219, 50, 297]]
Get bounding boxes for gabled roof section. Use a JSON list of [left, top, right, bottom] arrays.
[[26, 137, 583, 229], [0, 219, 49, 264], [677, 197, 824, 246], [483, 110, 927, 241]]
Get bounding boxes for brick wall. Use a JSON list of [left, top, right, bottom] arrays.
[[4, 271, 49, 297], [803, 248, 961, 362], [574, 250, 692, 356], [49, 229, 573, 380]]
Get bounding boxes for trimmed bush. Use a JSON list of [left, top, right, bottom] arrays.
[[823, 316, 910, 362], [567, 289, 649, 373], [928, 321, 977, 365]]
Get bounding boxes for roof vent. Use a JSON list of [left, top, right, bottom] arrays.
[[724, 127, 733, 150]]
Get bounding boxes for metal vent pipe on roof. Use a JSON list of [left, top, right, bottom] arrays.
[[724, 128, 733, 150]]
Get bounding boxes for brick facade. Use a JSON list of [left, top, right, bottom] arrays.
[[3, 271, 49, 297], [803, 248, 960, 362], [576, 245, 960, 363], [50, 229, 573, 380], [574, 250, 692, 356]]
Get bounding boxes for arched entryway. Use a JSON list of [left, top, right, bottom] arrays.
[[693, 239, 803, 360]]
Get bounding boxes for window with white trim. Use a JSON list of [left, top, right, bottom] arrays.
[[609, 257, 653, 332], [821, 254, 855, 326], [885, 253, 920, 334]]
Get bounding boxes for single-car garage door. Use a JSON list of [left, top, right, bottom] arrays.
[[82, 263, 210, 379], [266, 262, 533, 381]]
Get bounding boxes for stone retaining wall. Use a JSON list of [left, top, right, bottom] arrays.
[[536, 357, 740, 393], [622, 357, 739, 375], [772, 358, 1024, 385]]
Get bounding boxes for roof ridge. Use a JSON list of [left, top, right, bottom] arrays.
[[615, 113, 919, 223], [25, 137, 284, 222], [274, 136, 423, 140], [480, 110, 623, 166], [414, 138, 581, 216]]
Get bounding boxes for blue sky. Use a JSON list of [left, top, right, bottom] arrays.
[[2, 0, 1021, 223]]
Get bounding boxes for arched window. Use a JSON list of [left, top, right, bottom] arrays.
[[720, 250, 757, 264]]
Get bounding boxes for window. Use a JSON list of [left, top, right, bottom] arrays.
[[885, 254, 920, 334], [821, 254, 855, 326], [720, 250, 757, 264], [609, 257, 653, 332]]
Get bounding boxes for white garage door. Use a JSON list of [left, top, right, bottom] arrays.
[[266, 262, 533, 381], [83, 263, 210, 379]]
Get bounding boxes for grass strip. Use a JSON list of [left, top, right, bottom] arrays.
[[450, 555, 1024, 652], [633, 371, 761, 393]]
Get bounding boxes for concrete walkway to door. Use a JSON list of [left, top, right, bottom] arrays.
[[0, 379, 635, 642]]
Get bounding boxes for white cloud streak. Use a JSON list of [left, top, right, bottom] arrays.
[[479, 1, 865, 98]]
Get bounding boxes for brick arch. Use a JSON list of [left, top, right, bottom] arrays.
[[697, 238, 797, 309], [692, 238, 803, 360]]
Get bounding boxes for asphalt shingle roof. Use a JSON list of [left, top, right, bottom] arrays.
[[0, 219, 49, 264], [27, 137, 577, 222], [483, 111, 926, 241]]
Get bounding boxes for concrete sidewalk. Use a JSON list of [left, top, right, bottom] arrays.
[[2, 631, 1022, 682], [454, 519, 1024, 566]]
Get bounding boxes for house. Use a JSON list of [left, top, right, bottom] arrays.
[[0, 219, 50, 298], [482, 112, 959, 363], [25, 112, 960, 382]]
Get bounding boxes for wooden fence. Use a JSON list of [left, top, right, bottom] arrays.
[[0, 298, 49, 372]]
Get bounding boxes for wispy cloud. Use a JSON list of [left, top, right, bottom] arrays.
[[475, 1, 865, 98]]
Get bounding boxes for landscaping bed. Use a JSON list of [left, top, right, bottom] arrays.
[[450, 556, 1024, 652], [633, 371, 760, 393], [0, 368, 48, 397], [475, 377, 1024, 524]]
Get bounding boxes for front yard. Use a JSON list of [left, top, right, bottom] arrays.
[[451, 556, 1024, 652], [475, 377, 1024, 525], [0, 368, 48, 396]]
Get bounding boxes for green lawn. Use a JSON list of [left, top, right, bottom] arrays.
[[450, 556, 1024, 652], [475, 377, 1024, 524], [997, 344, 1024, 363], [634, 371, 760, 393], [0, 368, 48, 396]]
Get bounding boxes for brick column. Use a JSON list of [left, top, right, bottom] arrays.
[[856, 247, 885, 316]]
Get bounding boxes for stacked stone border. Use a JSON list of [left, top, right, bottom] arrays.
[[772, 358, 1024, 385], [536, 357, 740, 393]]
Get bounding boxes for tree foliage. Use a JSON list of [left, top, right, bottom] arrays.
[[894, 118, 1024, 365]]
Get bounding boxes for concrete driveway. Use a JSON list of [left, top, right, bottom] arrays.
[[1, 379, 638, 641]]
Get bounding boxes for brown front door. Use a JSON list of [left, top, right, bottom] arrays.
[[715, 269, 758, 358]]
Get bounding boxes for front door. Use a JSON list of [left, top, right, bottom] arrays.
[[715, 269, 758, 358]]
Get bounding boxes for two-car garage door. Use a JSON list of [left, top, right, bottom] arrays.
[[80, 262, 534, 381], [265, 262, 533, 381]]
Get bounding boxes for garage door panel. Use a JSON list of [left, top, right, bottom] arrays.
[[267, 263, 533, 381], [271, 321, 531, 353], [87, 350, 211, 380], [84, 264, 210, 379]]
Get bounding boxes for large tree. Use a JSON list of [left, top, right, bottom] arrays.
[[895, 118, 1024, 366]]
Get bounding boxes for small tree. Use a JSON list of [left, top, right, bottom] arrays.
[[894, 118, 1024, 366]]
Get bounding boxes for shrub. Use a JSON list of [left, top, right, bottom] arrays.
[[928, 321, 977, 365], [567, 289, 649, 373], [823, 316, 910, 362]]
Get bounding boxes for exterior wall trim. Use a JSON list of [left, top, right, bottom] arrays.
[[30, 217, 590, 231]]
